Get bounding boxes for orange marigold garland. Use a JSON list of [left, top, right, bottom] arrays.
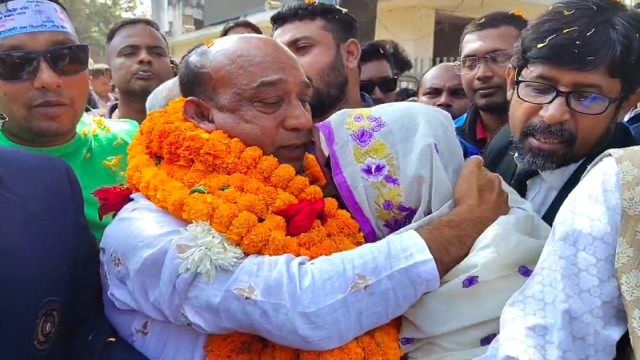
[[126, 97, 402, 359]]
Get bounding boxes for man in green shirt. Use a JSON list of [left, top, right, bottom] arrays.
[[0, 1, 138, 240]]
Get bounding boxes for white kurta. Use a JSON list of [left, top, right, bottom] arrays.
[[480, 156, 627, 359], [101, 194, 441, 360]]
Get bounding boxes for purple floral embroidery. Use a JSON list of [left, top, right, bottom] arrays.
[[480, 333, 498, 346], [382, 200, 394, 211], [397, 204, 418, 219], [518, 265, 533, 278], [353, 114, 365, 122], [368, 115, 386, 132], [384, 218, 407, 233], [462, 275, 479, 288], [384, 175, 400, 186], [383, 209, 416, 233], [360, 158, 389, 182], [399, 337, 415, 346], [434, 142, 439, 154], [351, 127, 374, 148]]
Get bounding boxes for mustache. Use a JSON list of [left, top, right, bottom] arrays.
[[519, 121, 577, 147]]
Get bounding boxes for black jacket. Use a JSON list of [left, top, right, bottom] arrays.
[[483, 122, 639, 225], [0, 147, 146, 360]]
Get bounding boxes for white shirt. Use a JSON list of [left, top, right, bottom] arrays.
[[526, 161, 582, 216], [101, 194, 441, 360], [480, 156, 626, 359]]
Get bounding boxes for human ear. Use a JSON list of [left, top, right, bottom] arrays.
[[183, 97, 217, 132], [342, 39, 361, 70]]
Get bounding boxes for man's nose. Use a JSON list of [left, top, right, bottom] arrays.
[[32, 59, 63, 91], [539, 96, 572, 126], [283, 100, 313, 131], [474, 60, 494, 82], [137, 50, 153, 64], [436, 93, 452, 107]]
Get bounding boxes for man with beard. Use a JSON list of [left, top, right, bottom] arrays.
[[270, 2, 479, 158], [103, 18, 177, 123], [454, 11, 527, 152], [480, 1, 640, 357], [482, 3, 639, 225], [271, 2, 371, 123]]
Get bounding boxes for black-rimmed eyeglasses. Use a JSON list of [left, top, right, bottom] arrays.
[[515, 80, 620, 115]]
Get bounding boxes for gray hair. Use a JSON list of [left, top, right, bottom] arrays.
[[145, 77, 181, 113]]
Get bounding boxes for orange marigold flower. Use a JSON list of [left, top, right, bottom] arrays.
[[237, 193, 268, 219], [324, 198, 339, 217], [269, 164, 296, 189], [241, 224, 270, 254], [226, 211, 259, 245], [181, 169, 209, 188], [285, 176, 310, 197], [304, 153, 327, 186], [201, 174, 230, 192], [229, 173, 250, 192], [235, 147, 264, 174], [211, 203, 239, 233], [272, 190, 299, 212], [252, 156, 280, 181], [182, 194, 216, 222], [298, 185, 323, 202]]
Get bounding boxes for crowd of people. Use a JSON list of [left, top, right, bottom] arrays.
[[3, 0, 640, 359]]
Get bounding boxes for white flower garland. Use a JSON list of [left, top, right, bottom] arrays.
[[176, 221, 244, 282]]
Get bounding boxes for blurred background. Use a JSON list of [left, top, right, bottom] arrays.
[[62, 0, 640, 90]]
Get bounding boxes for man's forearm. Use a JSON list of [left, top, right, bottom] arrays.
[[418, 205, 496, 277], [185, 230, 438, 350]]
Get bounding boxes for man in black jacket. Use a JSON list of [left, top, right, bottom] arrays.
[[483, 1, 640, 226], [0, 147, 146, 359]]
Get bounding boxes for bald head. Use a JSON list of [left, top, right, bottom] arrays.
[[179, 35, 307, 103], [180, 34, 314, 173], [418, 63, 470, 120]]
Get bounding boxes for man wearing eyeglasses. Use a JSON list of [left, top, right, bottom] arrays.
[[454, 12, 528, 153], [482, 6, 639, 225], [479, 1, 640, 357], [0, 0, 138, 241]]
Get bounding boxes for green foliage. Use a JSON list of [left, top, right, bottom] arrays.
[[60, 0, 138, 62]]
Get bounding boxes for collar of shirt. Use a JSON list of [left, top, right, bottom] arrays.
[[514, 153, 584, 191], [537, 161, 584, 191], [475, 116, 489, 143]]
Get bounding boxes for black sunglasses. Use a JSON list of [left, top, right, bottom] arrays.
[[0, 44, 90, 82], [360, 77, 398, 95]]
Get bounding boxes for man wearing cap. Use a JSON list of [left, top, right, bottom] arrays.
[[0, 0, 139, 240], [0, 1, 146, 359]]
